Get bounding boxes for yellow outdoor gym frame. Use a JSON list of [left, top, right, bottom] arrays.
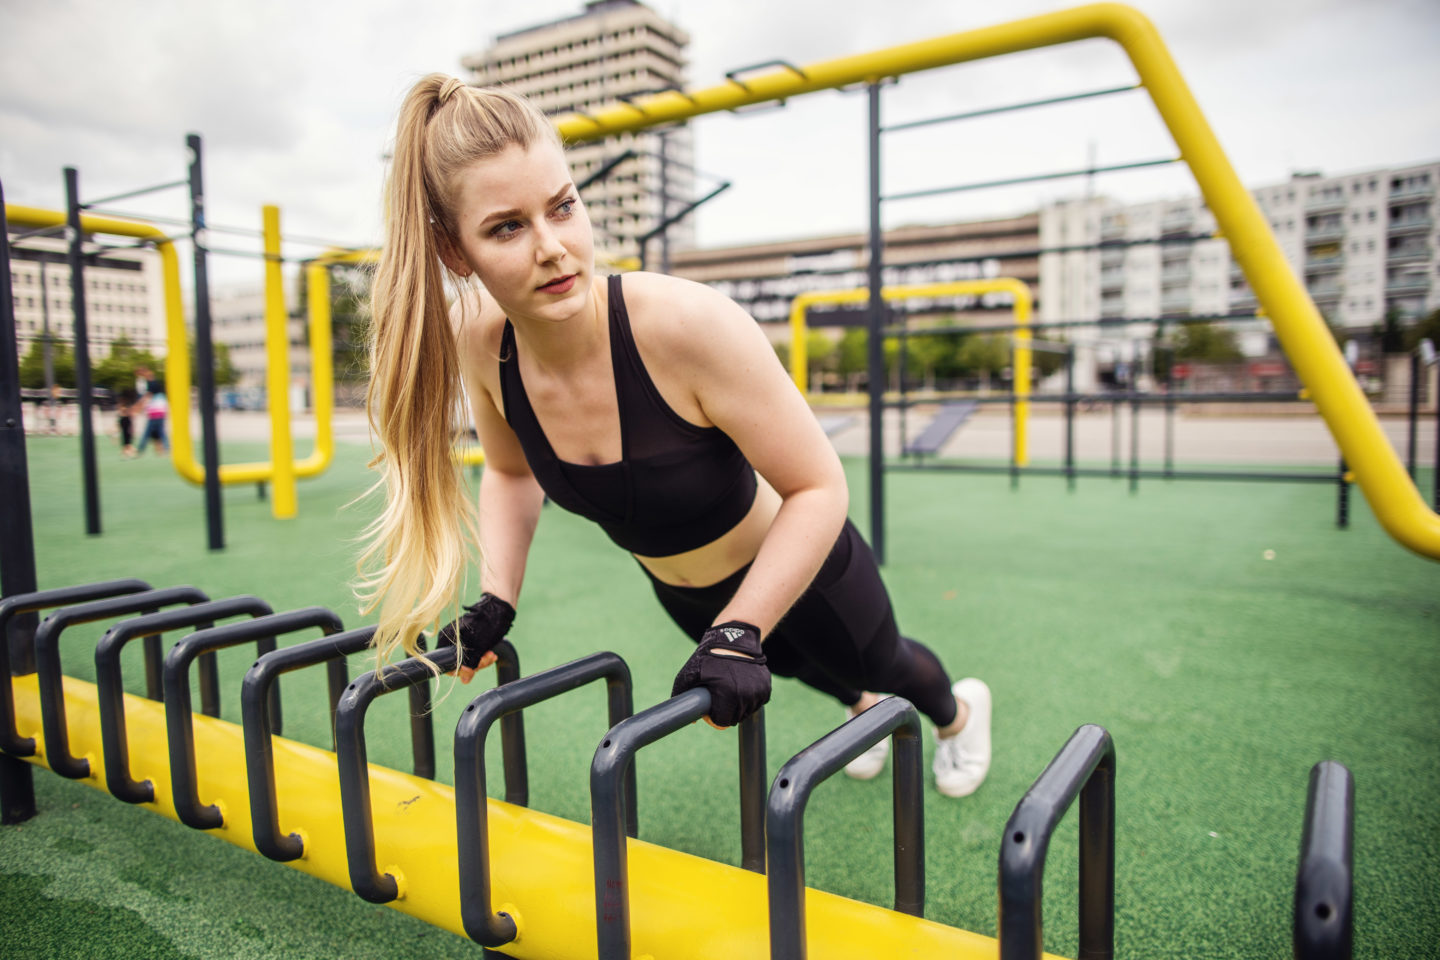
[[789, 279, 1034, 465], [305, 247, 487, 467], [551, 1, 1440, 562], [2, 203, 334, 518]]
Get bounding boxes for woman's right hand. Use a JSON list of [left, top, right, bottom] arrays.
[[436, 593, 516, 684]]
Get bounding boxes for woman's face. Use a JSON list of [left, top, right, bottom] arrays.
[[445, 139, 594, 323]]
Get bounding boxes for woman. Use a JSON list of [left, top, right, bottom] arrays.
[[358, 75, 991, 797]]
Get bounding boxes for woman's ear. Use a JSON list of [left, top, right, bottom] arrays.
[[437, 233, 473, 278]]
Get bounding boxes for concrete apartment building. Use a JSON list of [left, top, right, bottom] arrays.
[[461, 0, 695, 266], [1040, 161, 1440, 390], [209, 282, 311, 408], [7, 234, 166, 362], [669, 215, 1041, 339]]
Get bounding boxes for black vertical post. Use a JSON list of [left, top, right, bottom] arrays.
[[1128, 393, 1140, 495], [1110, 395, 1120, 478], [64, 168, 101, 536], [866, 82, 886, 564], [1064, 347, 1075, 492], [1336, 457, 1350, 529], [1009, 383, 1019, 490], [187, 134, 224, 551], [1434, 384, 1439, 511], [0, 186, 38, 824], [1406, 352, 1418, 479]]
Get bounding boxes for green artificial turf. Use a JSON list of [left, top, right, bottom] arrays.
[[1, 430, 1437, 959]]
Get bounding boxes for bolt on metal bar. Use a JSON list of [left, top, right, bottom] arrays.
[[766, 697, 925, 960], [454, 651, 633, 947], [884, 156, 1178, 203], [882, 83, 1140, 133], [334, 646, 458, 904], [94, 598, 284, 804], [1294, 761, 1354, 960], [998, 723, 1116, 960], [34, 587, 210, 779]]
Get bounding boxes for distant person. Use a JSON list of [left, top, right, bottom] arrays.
[[136, 380, 168, 456], [356, 76, 993, 797], [117, 384, 139, 457]]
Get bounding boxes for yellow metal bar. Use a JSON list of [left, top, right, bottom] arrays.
[[790, 279, 1033, 465], [263, 206, 297, 518], [9, 674, 1051, 959], [550, 3, 1440, 560], [5, 204, 335, 491]]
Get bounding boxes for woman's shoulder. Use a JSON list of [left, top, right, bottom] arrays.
[[619, 271, 754, 358]]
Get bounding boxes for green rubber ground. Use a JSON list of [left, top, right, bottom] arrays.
[[2, 430, 1436, 959]]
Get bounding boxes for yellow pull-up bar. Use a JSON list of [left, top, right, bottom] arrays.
[[789, 279, 1034, 464], [552, 2, 1440, 561]]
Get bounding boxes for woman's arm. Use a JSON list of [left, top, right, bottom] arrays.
[[642, 275, 850, 637], [453, 301, 547, 679]]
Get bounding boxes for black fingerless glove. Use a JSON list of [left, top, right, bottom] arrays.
[[436, 593, 515, 669], [670, 621, 771, 727]]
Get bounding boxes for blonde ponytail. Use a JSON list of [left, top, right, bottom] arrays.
[[356, 74, 559, 667]]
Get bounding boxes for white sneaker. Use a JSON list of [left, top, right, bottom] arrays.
[[842, 700, 890, 780], [933, 678, 992, 797]]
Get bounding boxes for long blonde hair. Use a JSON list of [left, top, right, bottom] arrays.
[[356, 74, 560, 666]]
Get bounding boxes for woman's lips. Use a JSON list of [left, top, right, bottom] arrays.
[[537, 274, 576, 294]]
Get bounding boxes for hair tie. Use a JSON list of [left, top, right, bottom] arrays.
[[438, 78, 466, 105]]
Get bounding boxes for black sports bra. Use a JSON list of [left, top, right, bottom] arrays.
[[499, 274, 758, 557]]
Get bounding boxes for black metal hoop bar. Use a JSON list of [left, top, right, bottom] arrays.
[[589, 689, 768, 960], [95, 597, 280, 804], [334, 646, 458, 903], [78, 178, 189, 208], [454, 651, 633, 947], [159, 598, 283, 829], [0, 579, 151, 756], [890, 462, 1344, 484], [998, 723, 1116, 960], [882, 83, 1141, 133], [765, 697, 924, 960], [1293, 761, 1354, 960], [240, 621, 369, 862], [33, 587, 210, 779]]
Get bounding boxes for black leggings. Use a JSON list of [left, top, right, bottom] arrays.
[[643, 519, 958, 728]]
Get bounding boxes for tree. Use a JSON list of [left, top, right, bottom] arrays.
[[1404, 307, 1440, 353], [1170, 322, 1243, 363], [955, 333, 1009, 392], [92, 335, 161, 395], [189, 336, 239, 388], [1376, 306, 1406, 354], [18, 338, 74, 390]]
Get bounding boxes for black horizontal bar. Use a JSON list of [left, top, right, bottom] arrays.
[[885, 390, 1308, 408], [576, 150, 637, 192], [80, 179, 189, 208], [883, 84, 1140, 133], [78, 208, 360, 249], [888, 462, 1342, 483], [725, 59, 807, 92], [884, 157, 1179, 203]]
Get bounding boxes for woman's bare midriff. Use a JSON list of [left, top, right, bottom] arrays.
[[632, 477, 782, 588]]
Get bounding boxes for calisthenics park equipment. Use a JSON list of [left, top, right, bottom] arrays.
[[0, 5, 1369, 958], [5, 135, 338, 543], [549, 2, 1440, 565], [787, 278, 1036, 465]]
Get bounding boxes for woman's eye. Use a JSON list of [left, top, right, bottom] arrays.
[[556, 198, 576, 216], [491, 220, 522, 237]]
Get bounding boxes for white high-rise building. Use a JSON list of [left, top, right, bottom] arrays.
[[7, 234, 165, 362], [1040, 161, 1440, 389], [461, 0, 695, 266]]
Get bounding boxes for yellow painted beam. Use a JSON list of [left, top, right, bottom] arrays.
[[9, 673, 1054, 959], [790, 279, 1033, 465], [547, 3, 1440, 561], [263, 205, 297, 518]]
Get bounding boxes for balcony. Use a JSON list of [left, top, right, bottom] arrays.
[[1390, 182, 1435, 202], [1308, 283, 1343, 302], [1386, 273, 1432, 294], [1304, 255, 1344, 275], [1160, 265, 1191, 284], [1159, 215, 1194, 238], [1388, 214, 1433, 236], [1160, 292, 1191, 314], [1304, 194, 1347, 214], [1100, 296, 1125, 320], [1100, 268, 1125, 290], [1387, 245, 1432, 264], [1305, 224, 1345, 244]]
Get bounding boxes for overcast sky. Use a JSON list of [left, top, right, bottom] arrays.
[[3, 0, 1438, 285]]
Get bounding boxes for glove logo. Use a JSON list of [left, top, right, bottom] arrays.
[[719, 627, 747, 643]]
